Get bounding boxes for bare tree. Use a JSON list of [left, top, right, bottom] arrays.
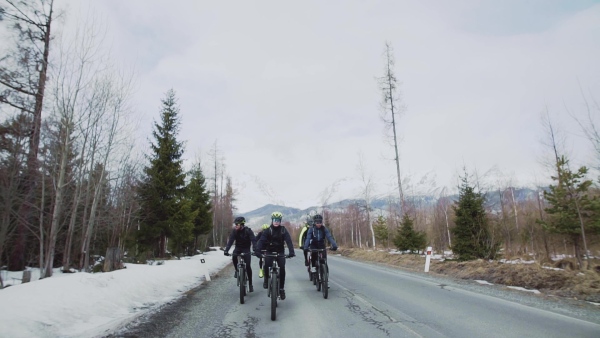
[[41, 17, 108, 277], [0, 0, 56, 271], [378, 41, 406, 214], [81, 70, 134, 272], [571, 88, 600, 171], [356, 151, 375, 248]]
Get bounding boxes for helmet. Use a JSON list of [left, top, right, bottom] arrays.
[[271, 211, 283, 219], [306, 216, 314, 226], [234, 216, 246, 225], [262, 224, 270, 230], [313, 214, 323, 223]]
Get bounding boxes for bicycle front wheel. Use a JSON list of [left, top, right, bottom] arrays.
[[322, 264, 329, 299], [239, 266, 246, 304], [316, 264, 321, 292], [271, 271, 278, 321]]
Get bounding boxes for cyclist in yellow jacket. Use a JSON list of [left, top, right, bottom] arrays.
[[255, 224, 270, 278], [298, 218, 312, 266]]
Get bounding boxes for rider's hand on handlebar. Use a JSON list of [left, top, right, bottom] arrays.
[[224, 251, 230, 256], [330, 247, 337, 251]]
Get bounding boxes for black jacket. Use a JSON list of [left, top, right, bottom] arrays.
[[256, 225, 295, 255], [225, 226, 256, 252]]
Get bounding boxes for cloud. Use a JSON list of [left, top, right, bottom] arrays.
[[62, 0, 600, 213]]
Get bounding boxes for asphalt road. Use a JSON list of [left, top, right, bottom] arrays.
[[112, 254, 600, 338]]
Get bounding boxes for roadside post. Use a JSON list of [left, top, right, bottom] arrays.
[[201, 257, 211, 281], [424, 246, 432, 272]]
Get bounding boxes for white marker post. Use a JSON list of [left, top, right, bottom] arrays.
[[201, 257, 211, 281], [424, 246, 432, 272]]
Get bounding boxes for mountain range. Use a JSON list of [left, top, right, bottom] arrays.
[[239, 187, 543, 230]]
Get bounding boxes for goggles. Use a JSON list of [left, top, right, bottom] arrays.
[[272, 218, 282, 223]]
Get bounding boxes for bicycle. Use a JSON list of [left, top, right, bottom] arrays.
[[262, 251, 291, 321], [309, 248, 329, 299], [232, 252, 251, 304]]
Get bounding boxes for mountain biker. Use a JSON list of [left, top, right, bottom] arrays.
[[298, 217, 313, 266], [255, 224, 270, 278], [304, 214, 337, 275], [255, 211, 295, 300], [224, 216, 257, 292]]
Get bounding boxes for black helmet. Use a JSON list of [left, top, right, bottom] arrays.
[[234, 216, 246, 225], [313, 214, 323, 223]]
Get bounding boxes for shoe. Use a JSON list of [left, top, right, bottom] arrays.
[[304, 260, 309, 266], [259, 269, 264, 278], [234, 270, 238, 278], [263, 279, 268, 289], [249, 285, 254, 292], [311, 267, 316, 273], [279, 289, 286, 300]]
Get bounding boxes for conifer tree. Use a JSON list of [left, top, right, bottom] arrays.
[[540, 156, 597, 268], [393, 214, 426, 253], [451, 173, 499, 260], [186, 161, 213, 254], [373, 215, 390, 248], [137, 90, 193, 258]]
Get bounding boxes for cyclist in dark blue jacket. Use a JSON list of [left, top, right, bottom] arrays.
[[304, 214, 338, 275], [224, 216, 257, 292]]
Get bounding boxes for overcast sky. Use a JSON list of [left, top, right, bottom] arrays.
[[58, 0, 600, 214]]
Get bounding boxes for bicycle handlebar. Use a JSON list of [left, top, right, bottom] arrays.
[[259, 251, 293, 259], [232, 252, 252, 257]]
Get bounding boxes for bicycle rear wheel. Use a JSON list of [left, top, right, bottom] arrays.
[[322, 264, 329, 299], [271, 270, 278, 321], [239, 265, 246, 304]]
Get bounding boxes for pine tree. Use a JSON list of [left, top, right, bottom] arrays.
[[393, 214, 426, 253], [137, 90, 193, 258], [451, 173, 499, 260], [540, 156, 597, 268], [186, 161, 213, 254], [373, 215, 390, 248]]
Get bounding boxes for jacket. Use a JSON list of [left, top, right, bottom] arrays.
[[304, 225, 337, 249], [225, 226, 256, 252], [256, 225, 295, 256], [298, 225, 309, 250]]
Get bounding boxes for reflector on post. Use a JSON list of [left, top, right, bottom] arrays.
[[424, 246, 432, 272]]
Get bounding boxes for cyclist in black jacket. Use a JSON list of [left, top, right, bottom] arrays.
[[224, 216, 257, 292], [255, 211, 295, 300]]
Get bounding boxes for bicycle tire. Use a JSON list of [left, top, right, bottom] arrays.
[[316, 262, 322, 292], [271, 270, 278, 321], [322, 263, 328, 299], [239, 265, 246, 304]]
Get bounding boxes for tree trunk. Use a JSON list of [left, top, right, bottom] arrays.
[[103, 247, 122, 272]]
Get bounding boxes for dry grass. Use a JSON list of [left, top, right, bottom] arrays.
[[338, 248, 600, 303]]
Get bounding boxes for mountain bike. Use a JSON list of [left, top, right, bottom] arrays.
[[233, 252, 251, 304], [309, 248, 329, 299], [262, 251, 291, 321]]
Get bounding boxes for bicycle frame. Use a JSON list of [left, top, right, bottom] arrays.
[[309, 248, 329, 298], [262, 251, 288, 321], [233, 252, 250, 304]]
